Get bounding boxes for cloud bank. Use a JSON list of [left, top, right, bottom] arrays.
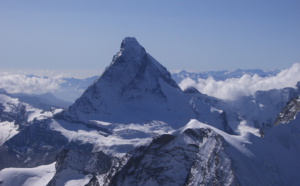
[[179, 63, 300, 100], [1, 63, 299, 101], [0, 73, 63, 94]]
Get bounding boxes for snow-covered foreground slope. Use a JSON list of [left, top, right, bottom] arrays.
[[0, 162, 56, 186], [106, 116, 300, 186], [2, 112, 299, 186], [231, 118, 300, 185], [107, 120, 240, 186]]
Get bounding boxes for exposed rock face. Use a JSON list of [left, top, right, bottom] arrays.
[[47, 149, 112, 186], [0, 120, 68, 170], [107, 128, 237, 186], [0, 94, 27, 128], [275, 96, 300, 125], [86, 175, 101, 186], [185, 129, 236, 186], [55, 149, 112, 175]]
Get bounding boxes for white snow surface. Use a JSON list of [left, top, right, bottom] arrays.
[[0, 162, 56, 186], [49, 119, 170, 157], [178, 119, 254, 157], [0, 121, 18, 146], [0, 94, 20, 112]]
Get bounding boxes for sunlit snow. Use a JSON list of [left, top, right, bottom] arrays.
[[0, 162, 56, 186]]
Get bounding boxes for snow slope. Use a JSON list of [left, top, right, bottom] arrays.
[[107, 120, 240, 186], [0, 162, 56, 186], [0, 121, 18, 146], [107, 116, 300, 186]]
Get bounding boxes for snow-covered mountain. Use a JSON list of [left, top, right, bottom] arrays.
[[172, 68, 280, 83], [0, 37, 224, 168], [68, 37, 205, 127], [0, 89, 60, 146], [0, 37, 299, 186], [185, 85, 300, 136]]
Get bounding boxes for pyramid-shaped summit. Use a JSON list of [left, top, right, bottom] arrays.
[[100, 37, 179, 90], [68, 37, 197, 125]]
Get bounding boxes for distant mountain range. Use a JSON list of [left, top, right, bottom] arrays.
[[171, 68, 280, 82], [0, 38, 299, 186]]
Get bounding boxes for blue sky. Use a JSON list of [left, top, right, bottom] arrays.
[[1, 1, 299, 77]]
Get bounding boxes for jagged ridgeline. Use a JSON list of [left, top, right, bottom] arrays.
[[0, 37, 300, 186]]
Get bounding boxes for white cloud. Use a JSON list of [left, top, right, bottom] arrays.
[[0, 73, 64, 94], [1, 63, 299, 100], [179, 63, 300, 100]]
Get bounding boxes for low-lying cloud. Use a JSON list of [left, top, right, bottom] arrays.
[[179, 63, 300, 100], [1, 63, 299, 101], [0, 73, 63, 94]]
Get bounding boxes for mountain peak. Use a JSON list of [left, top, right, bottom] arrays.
[[121, 37, 140, 47], [113, 37, 146, 64], [68, 37, 195, 125]]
